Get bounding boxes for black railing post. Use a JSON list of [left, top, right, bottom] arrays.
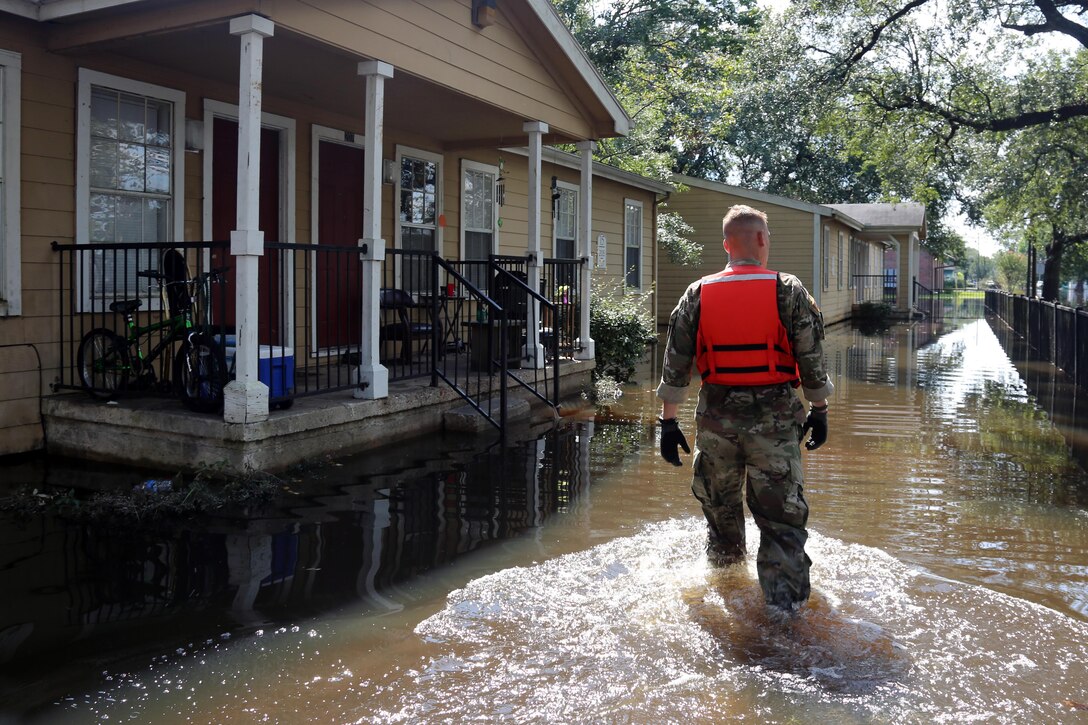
[[431, 251, 439, 388]]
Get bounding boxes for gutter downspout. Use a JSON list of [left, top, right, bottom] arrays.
[[812, 213, 822, 306]]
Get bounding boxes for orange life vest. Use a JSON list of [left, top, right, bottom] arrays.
[[696, 264, 799, 386]]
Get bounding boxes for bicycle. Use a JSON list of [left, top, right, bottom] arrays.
[[76, 249, 231, 414]]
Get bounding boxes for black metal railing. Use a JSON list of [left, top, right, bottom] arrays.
[[435, 258, 564, 433], [987, 289, 1088, 390], [52, 240, 232, 397], [53, 241, 574, 426], [909, 276, 944, 320], [542, 258, 584, 358], [434, 257, 508, 433], [853, 274, 897, 305]]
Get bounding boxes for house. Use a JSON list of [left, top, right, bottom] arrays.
[[657, 177, 927, 328], [825, 202, 930, 309], [0, 0, 668, 469]]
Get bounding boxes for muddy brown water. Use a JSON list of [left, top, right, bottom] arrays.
[[1, 314, 1087, 723]]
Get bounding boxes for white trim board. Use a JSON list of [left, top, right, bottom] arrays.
[[0, 49, 20, 317]]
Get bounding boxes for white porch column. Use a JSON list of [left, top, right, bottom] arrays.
[[575, 140, 596, 360], [354, 60, 394, 399], [224, 14, 274, 424], [523, 120, 547, 368], [908, 231, 920, 307]]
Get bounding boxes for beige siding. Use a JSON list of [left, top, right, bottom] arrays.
[[817, 219, 857, 326], [270, 0, 595, 139], [0, 7, 644, 456], [657, 186, 817, 328]]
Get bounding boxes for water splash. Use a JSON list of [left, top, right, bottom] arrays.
[[362, 518, 1088, 724]]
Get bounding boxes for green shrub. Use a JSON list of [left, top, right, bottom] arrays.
[[590, 283, 656, 384]]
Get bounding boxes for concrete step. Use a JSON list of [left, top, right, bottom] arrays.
[[443, 395, 531, 433]]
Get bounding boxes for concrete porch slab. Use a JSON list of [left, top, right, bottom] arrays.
[[43, 360, 594, 475]]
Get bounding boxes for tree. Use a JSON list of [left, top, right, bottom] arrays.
[[551, 0, 761, 180], [757, 0, 1087, 292], [972, 108, 1088, 300], [995, 249, 1029, 293]]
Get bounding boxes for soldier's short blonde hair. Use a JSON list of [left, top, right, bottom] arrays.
[[722, 205, 769, 238]]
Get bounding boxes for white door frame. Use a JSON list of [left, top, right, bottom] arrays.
[[201, 98, 297, 342], [310, 123, 365, 357]]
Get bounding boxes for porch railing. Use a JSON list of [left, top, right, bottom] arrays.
[[52, 241, 576, 425], [853, 273, 896, 305], [541, 257, 585, 358], [51, 240, 232, 397], [913, 279, 944, 320]]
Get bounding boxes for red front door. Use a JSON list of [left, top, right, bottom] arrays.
[[210, 117, 283, 345], [316, 139, 365, 351]]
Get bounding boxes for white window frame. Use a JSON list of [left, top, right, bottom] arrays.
[[396, 145, 443, 293], [551, 180, 578, 259], [0, 50, 20, 317], [624, 198, 644, 292], [837, 230, 845, 289], [76, 69, 186, 311], [459, 159, 499, 260], [310, 124, 365, 357], [822, 225, 831, 291]]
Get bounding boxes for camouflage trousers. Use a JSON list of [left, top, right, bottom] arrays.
[[691, 384, 811, 608]]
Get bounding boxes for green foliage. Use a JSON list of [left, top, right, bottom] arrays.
[[995, 250, 1028, 293], [658, 210, 702, 266], [552, 0, 761, 181], [590, 282, 656, 384]]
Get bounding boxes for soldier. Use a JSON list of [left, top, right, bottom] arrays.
[[657, 204, 834, 610]]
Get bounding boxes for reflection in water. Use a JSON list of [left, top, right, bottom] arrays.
[[0, 421, 606, 718], [3, 312, 1088, 723]]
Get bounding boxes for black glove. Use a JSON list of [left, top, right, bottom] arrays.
[[801, 406, 828, 450], [659, 417, 690, 466]]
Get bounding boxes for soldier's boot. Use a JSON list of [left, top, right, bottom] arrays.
[[705, 523, 746, 567]]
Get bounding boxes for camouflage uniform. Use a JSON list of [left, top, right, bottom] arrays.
[[657, 257, 834, 608]]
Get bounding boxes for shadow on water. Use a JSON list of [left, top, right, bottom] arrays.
[[0, 416, 621, 718], [682, 566, 911, 695]]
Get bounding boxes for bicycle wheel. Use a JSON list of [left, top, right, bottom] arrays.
[[174, 334, 227, 413], [77, 328, 130, 399]]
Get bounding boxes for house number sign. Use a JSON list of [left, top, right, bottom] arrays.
[[596, 234, 607, 268]]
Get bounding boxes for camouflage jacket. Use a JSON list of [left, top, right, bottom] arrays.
[[656, 258, 835, 410]]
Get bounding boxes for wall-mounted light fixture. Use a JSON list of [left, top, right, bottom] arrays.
[[472, 0, 497, 28]]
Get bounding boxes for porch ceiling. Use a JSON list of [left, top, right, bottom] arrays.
[[70, 23, 572, 148]]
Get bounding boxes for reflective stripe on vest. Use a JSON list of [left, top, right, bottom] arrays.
[[696, 265, 799, 386]]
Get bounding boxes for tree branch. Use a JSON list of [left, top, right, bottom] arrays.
[[826, 0, 934, 81], [1001, 0, 1088, 48], [873, 95, 1088, 131]]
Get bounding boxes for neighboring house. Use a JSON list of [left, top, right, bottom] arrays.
[[0, 0, 667, 462], [825, 203, 929, 312], [658, 177, 929, 329]]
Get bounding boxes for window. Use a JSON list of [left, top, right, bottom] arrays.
[[397, 146, 441, 293], [837, 231, 845, 289], [77, 70, 184, 304], [553, 182, 578, 259], [822, 225, 830, 291], [624, 199, 643, 290], [0, 50, 20, 317], [460, 159, 498, 290]]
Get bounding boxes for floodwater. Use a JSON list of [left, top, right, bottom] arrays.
[[2, 313, 1088, 723]]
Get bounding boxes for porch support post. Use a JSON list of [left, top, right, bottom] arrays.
[[224, 14, 273, 424], [575, 140, 596, 360], [523, 120, 547, 369], [354, 60, 394, 399]]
